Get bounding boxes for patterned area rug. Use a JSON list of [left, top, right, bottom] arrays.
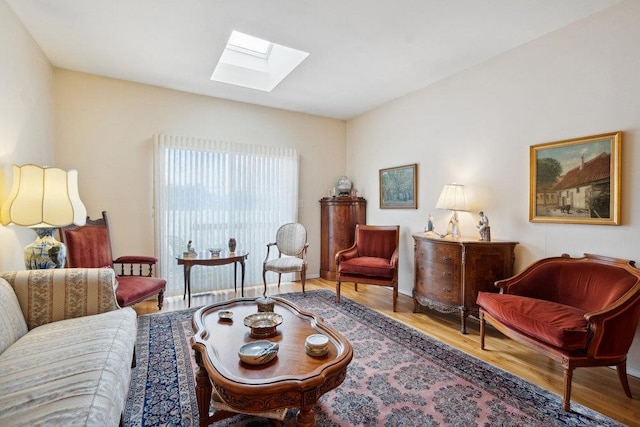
[[124, 290, 620, 426]]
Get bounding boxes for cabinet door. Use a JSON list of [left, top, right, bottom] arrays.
[[463, 244, 515, 309]]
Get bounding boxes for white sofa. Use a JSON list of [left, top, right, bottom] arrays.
[[0, 268, 137, 426]]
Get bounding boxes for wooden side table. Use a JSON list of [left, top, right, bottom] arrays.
[[176, 251, 249, 306], [412, 233, 518, 334]]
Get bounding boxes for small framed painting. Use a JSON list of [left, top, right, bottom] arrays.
[[529, 131, 621, 225], [379, 163, 417, 209]]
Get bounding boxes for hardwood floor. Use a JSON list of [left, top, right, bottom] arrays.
[[134, 278, 640, 426]]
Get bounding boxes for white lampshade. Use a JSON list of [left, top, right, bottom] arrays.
[[1, 164, 87, 270], [435, 184, 468, 212], [1, 164, 87, 227]]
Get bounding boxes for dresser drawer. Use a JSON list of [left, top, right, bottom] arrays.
[[416, 261, 460, 304], [416, 240, 460, 265], [430, 244, 460, 266]]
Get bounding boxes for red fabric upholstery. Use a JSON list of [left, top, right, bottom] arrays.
[[63, 226, 114, 268], [338, 256, 395, 278], [476, 292, 588, 350], [501, 262, 637, 312], [355, 228, 397, 259], [116, 276, 166, 307], [335, 225, 400, 311], [60, 211, 166, 310], [115, 255, 158, 264], [477, 254, 640, 411]]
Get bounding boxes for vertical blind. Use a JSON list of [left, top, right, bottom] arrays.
[[154, 134, 299, 297]]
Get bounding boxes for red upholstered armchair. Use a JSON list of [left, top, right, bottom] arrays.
[[477, 253, 640, 411], [59, 211, 166, 310], [335, 225, 400, 311]]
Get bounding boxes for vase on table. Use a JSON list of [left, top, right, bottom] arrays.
[[228, 238, 236, 252]]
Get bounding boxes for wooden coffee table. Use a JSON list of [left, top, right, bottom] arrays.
[[191, 297, 353, 427]]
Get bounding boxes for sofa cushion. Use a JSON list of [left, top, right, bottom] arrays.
[[0, 278, 28, 355], [0, 307, 137, 426], [339, 256, 395, 278], [1, 268, 120, 330], [477, 292, 588, 350]]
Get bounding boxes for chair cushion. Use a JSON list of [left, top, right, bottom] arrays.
[[115, 276, 165, 307], [477, 292, 588, 350], [264, 257, 305, 273], [0, 278, 28, 355], [339, 256, 395, 278]]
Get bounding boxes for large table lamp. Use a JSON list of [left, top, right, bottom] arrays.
[[1, 164, 87, 269], [435, 183, 467, 238]]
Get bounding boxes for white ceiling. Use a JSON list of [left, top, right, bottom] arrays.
[[7, 0, 621, 120]]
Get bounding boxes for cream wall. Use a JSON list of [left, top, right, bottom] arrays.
[[53, 70, 346, 282], [346, 0, 640, 375], [0, 1, 55, 271]]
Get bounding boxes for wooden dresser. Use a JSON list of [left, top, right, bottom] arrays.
[[319, 197, 366, 280], [412, 233, 518, 334]]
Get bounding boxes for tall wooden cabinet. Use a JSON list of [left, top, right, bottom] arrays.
[[320, 197, 366, 280], [412, 233, 518, 334]]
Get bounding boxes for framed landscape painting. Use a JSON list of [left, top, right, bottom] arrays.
[[529, 131, 621, 225], [379, 163, 417, 209]]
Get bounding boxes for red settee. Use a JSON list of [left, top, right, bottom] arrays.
[[477, 253, 640, 411]]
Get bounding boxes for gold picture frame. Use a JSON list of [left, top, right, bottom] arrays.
[[529, 131, 621, 225], [379, 163, 417, 209]]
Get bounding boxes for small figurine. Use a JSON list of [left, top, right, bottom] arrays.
[[426, 214, 435, 233], [187, 240, 196, 254], [477, 211, 490, 241], [448, 211, 460, 238]]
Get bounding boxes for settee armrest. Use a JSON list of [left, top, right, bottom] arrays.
[[0, 268, 120, 330], [584, 280, 640, 358]]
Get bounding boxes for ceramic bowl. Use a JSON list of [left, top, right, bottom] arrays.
[[238, 340, 279, 365], [218, 310, 233, 321], [208, 247, 223, 257], [305, 334, 329, 357], [244, 312, 283, 338]]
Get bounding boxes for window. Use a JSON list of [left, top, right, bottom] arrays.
[[154, 134, 299, 296], [211, 30, 310, 92]]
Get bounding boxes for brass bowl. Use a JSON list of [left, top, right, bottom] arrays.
[[244, 312, 283, 338]]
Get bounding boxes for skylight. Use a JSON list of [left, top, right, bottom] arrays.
[[227, 31, 272, 59], [211, 30, 309, 92]]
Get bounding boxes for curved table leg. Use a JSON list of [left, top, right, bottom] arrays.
[[184, 264, 193, 308], [296, 407, 315, 427], [234, 261, 238, 294], [240, 258, 246, 297], [194, 350, 212, 427]]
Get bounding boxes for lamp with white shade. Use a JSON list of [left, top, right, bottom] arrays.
[[1, 164, 87, 269], [435, 183, 467, 238]]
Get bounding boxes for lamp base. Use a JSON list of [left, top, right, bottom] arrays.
[[24, 228, 67, 270], [447, 211, 461, 238]]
